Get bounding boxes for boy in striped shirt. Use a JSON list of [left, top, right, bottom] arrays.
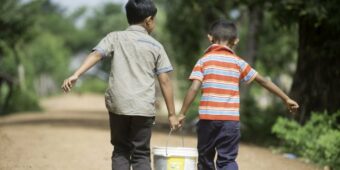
[[178, 20, 299, 170]]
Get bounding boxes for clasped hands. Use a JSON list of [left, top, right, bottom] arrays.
[[168, 113, 186, 131]]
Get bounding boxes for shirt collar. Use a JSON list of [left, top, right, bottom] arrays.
[[126, 25, 148, 34], [204, 44, 235, 55]]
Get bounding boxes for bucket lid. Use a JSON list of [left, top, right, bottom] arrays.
[[152, 146, 198, 157]]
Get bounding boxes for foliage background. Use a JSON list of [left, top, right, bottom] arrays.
[[0, 0, 339, 168]]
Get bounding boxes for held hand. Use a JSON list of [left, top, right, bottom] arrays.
[[177, 113, 186, 129], [168, 115, 179, 131], [61, 75, 79, 93], [285, 98, 299, 114]]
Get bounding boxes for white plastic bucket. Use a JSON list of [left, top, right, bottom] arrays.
[[152, 146, 198, 170]]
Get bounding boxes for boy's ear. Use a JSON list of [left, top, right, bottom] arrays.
[[232, 38, 239, 46], [145, 16, 153, 25], [207, 34, 213, 43]]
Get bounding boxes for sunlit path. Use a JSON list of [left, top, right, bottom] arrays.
[[0, 94, 319, 170]]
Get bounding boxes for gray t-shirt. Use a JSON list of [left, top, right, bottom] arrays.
[[93, 25, 173, 117]]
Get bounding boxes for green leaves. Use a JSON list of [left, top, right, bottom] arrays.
[[272, 111, 340, 168], [25, 32, 70, 81], [0, 0, 76, 113], [270, 0, 340, 28]]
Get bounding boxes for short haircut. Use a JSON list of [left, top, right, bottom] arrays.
[[208, 20, 238, 42], [125, 0, 157, 25]]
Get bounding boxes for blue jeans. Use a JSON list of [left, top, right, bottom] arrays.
[[197, 120, 241, 170]]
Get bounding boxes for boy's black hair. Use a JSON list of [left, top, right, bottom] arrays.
[[125, 0, 157, 25], [208, 20, 238, 42]]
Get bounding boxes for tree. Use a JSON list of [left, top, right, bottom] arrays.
[[0, 0, 81, 114], [271, 0, 340, 122], [165, 0, 233, 78], [0, 0, 42, 114]]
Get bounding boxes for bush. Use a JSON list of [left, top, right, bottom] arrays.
[[75, 76, 107, 94], [272, 111, 340, 169], [1, 87, 41, 115]]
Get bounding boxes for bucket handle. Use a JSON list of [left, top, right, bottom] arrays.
[[165, 128, 184, 156]]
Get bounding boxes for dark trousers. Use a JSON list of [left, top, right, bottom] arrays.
[[109, 112, 154, 170], [197, 120, 241, 170]]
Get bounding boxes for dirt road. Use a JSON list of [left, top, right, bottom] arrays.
[[0, 94, 320, 170]]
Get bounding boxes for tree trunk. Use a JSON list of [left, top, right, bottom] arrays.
[[290, 16, 340, 123], [18, 64, 26, 91], [241, 5, 263, 98], [0, 73, 15, 114], [244, 5, 263, 66]]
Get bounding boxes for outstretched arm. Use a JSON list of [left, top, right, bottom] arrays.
[[61, 51, 102, 92], [158, 72, 178, 130], [254, 74, 299, 113], [178, 80, 202, 127]]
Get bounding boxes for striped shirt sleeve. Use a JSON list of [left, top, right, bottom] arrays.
[[238, 59, 257, 84], [189, 59, 204, 81]]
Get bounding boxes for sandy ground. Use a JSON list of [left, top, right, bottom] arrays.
[[0, 94, 321, 170]]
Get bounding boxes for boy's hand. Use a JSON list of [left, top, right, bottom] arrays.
[[178, 113, 186, 128], [285, 98, 299, 114], [168, 115, 179, 130], [62, 75, 79, 93]]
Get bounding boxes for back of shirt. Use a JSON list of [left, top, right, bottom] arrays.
[[189, 44, 257, 121], [93, 25, 173, 117]]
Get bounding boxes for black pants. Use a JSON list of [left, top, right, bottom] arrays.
[[109, 112, 154, 170], [197, 120, 241, 170]]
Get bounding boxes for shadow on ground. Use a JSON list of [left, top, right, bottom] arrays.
[[0, 111, 191, 137]]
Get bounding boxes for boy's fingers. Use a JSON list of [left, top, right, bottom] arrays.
[[61, 81, 67, 92], [64, 82, 70, 91], [62, 77, 76, 93], [64, 81, 71, 92], [289, 107, 298, 115], [67, 80, 73, 88]]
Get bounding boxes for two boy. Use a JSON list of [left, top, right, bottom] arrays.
[[62, 0, 299, 170]]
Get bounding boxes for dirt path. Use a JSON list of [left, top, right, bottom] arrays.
[[0, 94, 320, 170]]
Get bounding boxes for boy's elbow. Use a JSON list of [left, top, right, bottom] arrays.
[[160, 78, 170, 86], [189, 85, 199, 92], [189, 80, 202, 92], [158, 73, 171, 86], [260, 79, 268, 86], [255, 74, 268, 86], [259, 78, 272, 88]]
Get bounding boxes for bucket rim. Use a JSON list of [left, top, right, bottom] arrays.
[[152, 146, 198, 157]]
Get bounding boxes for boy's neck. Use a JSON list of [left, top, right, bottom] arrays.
[[213, 41, 234, 49], [129, 23, 151, 34]]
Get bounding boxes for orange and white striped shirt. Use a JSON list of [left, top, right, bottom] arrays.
[[189, 44, 257, 121]]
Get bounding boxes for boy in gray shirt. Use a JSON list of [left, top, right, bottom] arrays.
[[62, 0, 178, 169]]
